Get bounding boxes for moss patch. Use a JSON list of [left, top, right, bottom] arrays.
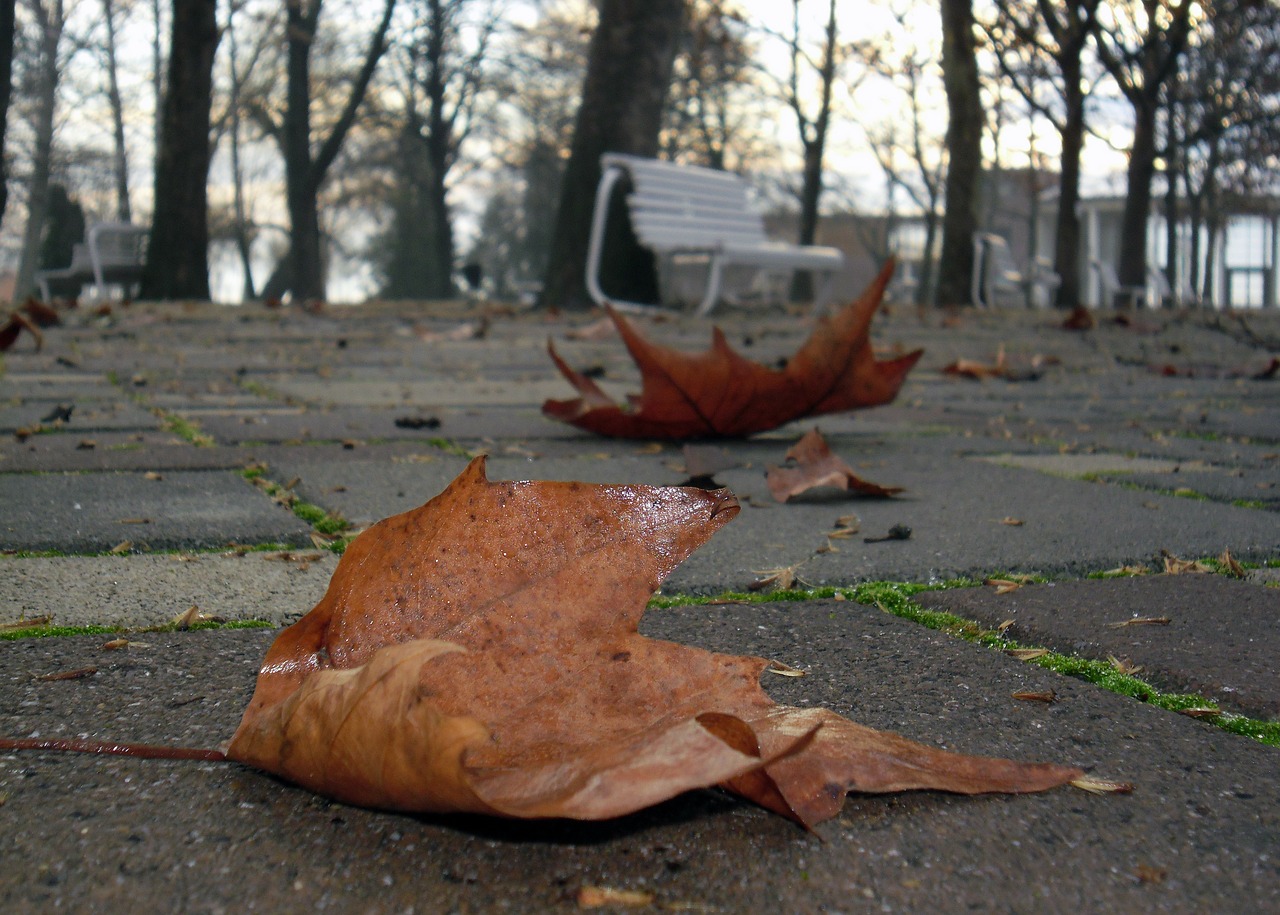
[[652, 577, 1280, 748], [0, 618, 274, 641]]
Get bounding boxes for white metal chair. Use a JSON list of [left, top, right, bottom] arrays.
[[1091, 258, 1151, 308]]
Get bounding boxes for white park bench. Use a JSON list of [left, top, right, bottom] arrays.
[[35, 222, 148, 301], [585, 153, 845, 315]]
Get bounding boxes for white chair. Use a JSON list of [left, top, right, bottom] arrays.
[[1091, 258, 1151, 308], [971, 233, 1059, 308]]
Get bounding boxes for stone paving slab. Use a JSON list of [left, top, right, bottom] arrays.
[[0, 432, 239, 473], [265, 437, 1279, 593], [2, 602, 1276, 913], [0, 552, 336, 629], [0, 470, 313, 553], [914, 574, 1280, 720], [0, 399, 158, 435]]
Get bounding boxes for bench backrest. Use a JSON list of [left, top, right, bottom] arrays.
[[602, 153, 769, 251], [89, 223, 148, 270]]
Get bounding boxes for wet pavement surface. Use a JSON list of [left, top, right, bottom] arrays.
[[1, 297, 1277, 912]]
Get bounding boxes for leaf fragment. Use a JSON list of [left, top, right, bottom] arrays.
[[828, 514, 861, 537], [1107, 656, 1145, 675], [577, 886, 655, 909], [1218, 548, 1246, 578], [1099, 564, 1150, 578], [170, 604, 206, 630], [1070, 776, 1134, 795], [1107, 616, 1171, 629], [1011, 690, 1056, 703], [767, 428, 903, 502], [1161, 551, 1212, 575], [0, 616, 52, 632], [1007, 648, 1050, 661], [766, 660, 807, 678], [1177, 707, 1221, 719], [998, 516, 1024, 526], [749, 564, 805, 592], [34, 666, 98, 682]]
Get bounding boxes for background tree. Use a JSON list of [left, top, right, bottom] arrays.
[[935, 0, 983, 307], [661, 0, 761, 172], [12, 0, 71, 299], [985, 0, 1100, 308], [467, 0, 591, 298], [139, 0, 219, 299], [864, 3, 946, 307], [540, 0, 686, 310], [1167, 0, 1280, 304], [0, 0, 16, 229], [99, 0, 131, 221], [376, 0, 496, 300], [260, 0, 395, 302], [1094, 0, 1193, 299]]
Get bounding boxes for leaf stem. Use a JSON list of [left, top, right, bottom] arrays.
[[0, 737, 226, 761]]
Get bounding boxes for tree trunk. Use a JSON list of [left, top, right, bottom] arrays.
[[936, 0, 983, 308], [541, 0, 686, 310], [226, 13, 256, 300], [0, 0, 16, 229], [1115, 94, 1158, 298], [1053, 54, 1086, 309], [103, 0, 131, 222], [268, 0, 395, 303], [278, 0, 321, 302], [140, 0, 219, 300], [14, 0, 64, 301]]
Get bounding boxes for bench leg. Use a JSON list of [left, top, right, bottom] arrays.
[[809, 268, 840, 315], [693, 256, 726, 317]]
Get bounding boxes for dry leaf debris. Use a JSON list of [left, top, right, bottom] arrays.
[[226, 457, 1081, 826], [766, 428, 903, 502], [542, 262, 923, 439]]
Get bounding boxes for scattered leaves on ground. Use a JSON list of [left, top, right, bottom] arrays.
[[542, 262, 922, 439], [226, 457, 1081, 826], [942, 346, 1060, 382], [1161, 551, 1213, 575], [766, 428, 903, 502]]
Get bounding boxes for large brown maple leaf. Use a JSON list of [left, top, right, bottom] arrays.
[[226, 457, 1081, 826], [542, 261, 923, 439]]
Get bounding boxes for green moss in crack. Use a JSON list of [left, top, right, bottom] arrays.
[[1230, 498, 1269, 510], [0, 619, 274, 641], [651, 578, 1279, 747], [159, 412, 215, 447], [426, 437, 473, 458]]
